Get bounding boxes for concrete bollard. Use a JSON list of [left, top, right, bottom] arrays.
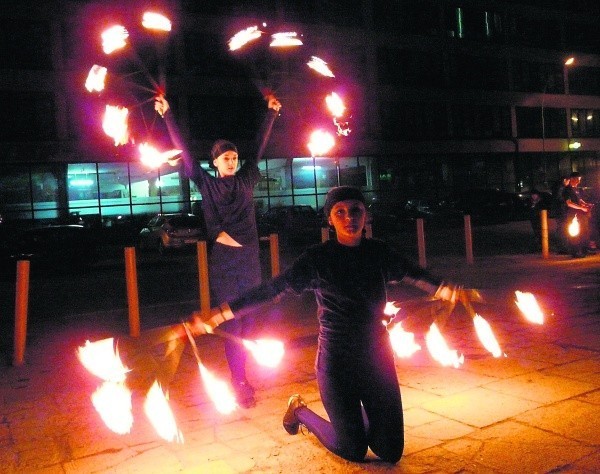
[[197, 241, 210, 317]]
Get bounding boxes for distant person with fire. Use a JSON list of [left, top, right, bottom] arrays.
[[563, 171, 596, 257], [155, 92, 282, 408], [189, 186, 467, 463]]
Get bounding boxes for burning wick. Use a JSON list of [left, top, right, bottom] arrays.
[[425, 323, 464, 368], [228, 25, 262, 51], [101, 25, 129, 54], [307, 56, 335, 77], [142, 12, 172, 32], [85, 65, 107, 92], [568, 215, 580, 237], [514, 291, 544, 324], [307, 129, 335, 157], [144, 380, 184, 443], [472, 314, 504, 358]]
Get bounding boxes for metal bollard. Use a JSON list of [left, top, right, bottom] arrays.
[[464, 215, 474, 264], [13, 260, 30, 366], [541, 210, 549, 259], [124, 247, 140, 337], [197, 241, 210, 317], [417, 218, 426, 268]]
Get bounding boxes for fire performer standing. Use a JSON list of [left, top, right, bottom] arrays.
[[155, 93, 282, 408], [190, 186, 465, 463], [563, 171, 595, 257]]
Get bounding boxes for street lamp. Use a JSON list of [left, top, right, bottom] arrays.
[[541, 56, 575, 159]]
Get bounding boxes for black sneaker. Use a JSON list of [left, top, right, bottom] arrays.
[[283, 394, 306, 435], [232, 380, 256, 408]]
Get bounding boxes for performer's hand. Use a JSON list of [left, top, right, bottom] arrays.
[[188, 312, 213, 335], [154, 94, 170, 117], [266, 94, 282, 112], [189, 304, 235, 335]]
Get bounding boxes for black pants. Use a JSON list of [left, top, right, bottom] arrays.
[[208, 242, 261, 383], [296, 338, 404, 463]]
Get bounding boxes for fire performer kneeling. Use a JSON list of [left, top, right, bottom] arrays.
[[190, 186, 466, 463]]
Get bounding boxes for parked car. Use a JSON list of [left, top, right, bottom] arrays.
[[7, 224, 100, 272], [138, 213, 206, 255], [257, 205, 322, 244]]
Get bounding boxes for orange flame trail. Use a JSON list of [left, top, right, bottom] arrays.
[[85, 65, 107, 92], [144, 380, 184, 443], [515, 291, 544, 324], [228, 26, 262, 51], [142, 12, 172, 32], [473, 314, 504, 358], [198, 363, 238, 414], [307, 129, 335, 157], [77, 338, 133, 434], [101, 25, 129, 54], [425, 323, 464, 368], [243, 339, 284, 368], [307, 56, 335, 77], [103, 105, 129, 146]]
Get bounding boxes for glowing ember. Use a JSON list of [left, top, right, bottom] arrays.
[[515, 291, 544, 324], [425, 323, 464, 368], [142, 12, 172, 32], [85, 65, 107, 92], [307, 129, 335, 157], [307, 56, 335, 78], [228, 26, 262, 51], [102, 25, 129, 54], [270, 32, 303, 47], [198, 363, 238, 415], [472, 314, 503, 358], [568, 215, 580, 237], [77, 338, 129, 382], [326, 92, 345, 118], [91, 381, 133, 435], [139, 143, 182, 168], [103, 105, 129, 146], [388, 322, 421, 358], [243, 339, 284, 368], [144, 380, 184, 443]]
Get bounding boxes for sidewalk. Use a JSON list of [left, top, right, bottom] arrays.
[[1, 247, 599, 472]]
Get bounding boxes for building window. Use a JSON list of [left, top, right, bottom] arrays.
[[571, 109, 600, 138], [569, 66, 600, 96], [448, 54, 509, 91], [451, 104, 511, 138], [376, 48, 445, 89], [381, 101, 448, 140], [516, 106, 567, 138], [512, 60, 565, 94]]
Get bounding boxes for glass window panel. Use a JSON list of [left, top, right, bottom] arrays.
[[338, 157, 366, 188], [257, 158, 290, 197], [67, 163, 99, 215], [0, 165, 32, 220]]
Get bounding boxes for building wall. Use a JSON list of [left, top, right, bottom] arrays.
[[1, 0, 600, 227]]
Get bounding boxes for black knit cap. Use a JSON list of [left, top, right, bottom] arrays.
[[211, 139, 238, 161], [323, 186, 366, 217]]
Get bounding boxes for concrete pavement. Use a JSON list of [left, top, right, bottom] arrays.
[[1, 245, 599, 472]]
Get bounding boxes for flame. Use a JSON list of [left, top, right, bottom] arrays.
[[144, 380, 184, 443], [515, 291, 544, 324], [101, 25, 129, 54], [326, 92, 345, 118], [228, 26, 262, 51], [198, 363, 238, 414], [384, 301, 400, 316], [91, 381, 133, 435], [270, 32, 303, 47], [242, 339, 284, 368], [388, 322, 422, 358], [472, 314, 503, 358], [103, 105, 129, 146], [307, 129, 335, 157], [85, 65, 107, 93], [139, 143, 182, 168], [307, 56, 335, 77], [425, 323, 464, 368], [142, 12, 172, 32], [568, 215, 580, 237], [77, 338, 129, 382]]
